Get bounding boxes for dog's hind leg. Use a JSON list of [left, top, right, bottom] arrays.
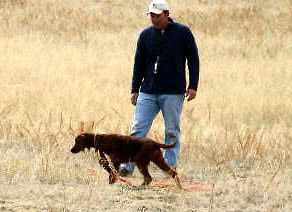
[[152, 151, 183, 189], [136, 162, 152, 186]]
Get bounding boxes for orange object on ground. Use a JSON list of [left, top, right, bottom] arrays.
[[118, 177, 211, 191], [87, 168, 211, 191]]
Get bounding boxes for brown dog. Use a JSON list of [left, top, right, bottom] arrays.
[[71, 133, 182, 188]]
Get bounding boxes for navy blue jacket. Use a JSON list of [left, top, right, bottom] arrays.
[[131, 18, 200, 94]]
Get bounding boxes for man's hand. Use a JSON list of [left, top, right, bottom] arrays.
[[131, 93, 139, 105], [185, 89, 197, 101]]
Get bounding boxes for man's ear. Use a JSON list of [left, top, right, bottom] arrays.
[[163, 10, 169, 17]]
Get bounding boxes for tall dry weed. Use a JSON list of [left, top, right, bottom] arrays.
[[0, 0, 291, 188]]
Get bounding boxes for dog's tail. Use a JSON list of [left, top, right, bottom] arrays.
[[158, 142, 177, 149]]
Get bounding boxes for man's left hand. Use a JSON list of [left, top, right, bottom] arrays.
[[185, 89, 197, 101]]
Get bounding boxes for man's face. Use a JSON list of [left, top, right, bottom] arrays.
[[150, 12, 169, 29]]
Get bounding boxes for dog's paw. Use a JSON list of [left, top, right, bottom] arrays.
[[141, 177, 152, 186], [109, 172, 118, 184]]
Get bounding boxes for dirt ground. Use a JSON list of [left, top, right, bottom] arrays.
[[0, 166, 291, 212]]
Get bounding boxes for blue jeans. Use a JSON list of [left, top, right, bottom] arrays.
[[121, 92, 184, 173]]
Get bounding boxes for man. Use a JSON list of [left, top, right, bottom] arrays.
[[120, 0, 200, 176]]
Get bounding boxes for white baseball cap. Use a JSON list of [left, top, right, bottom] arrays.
[[148, 0, 170, 15]]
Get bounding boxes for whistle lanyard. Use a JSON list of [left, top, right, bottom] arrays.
[[154, 30, 164, 75]]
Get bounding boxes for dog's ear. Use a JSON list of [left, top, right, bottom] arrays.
[[75, 134, 86, 145]]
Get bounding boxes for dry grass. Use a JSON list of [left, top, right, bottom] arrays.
[[0, 0, 291, 211]]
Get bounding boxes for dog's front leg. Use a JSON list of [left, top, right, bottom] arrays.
[[98, 151, 118, 184]]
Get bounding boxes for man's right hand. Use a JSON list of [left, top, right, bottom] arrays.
[[131, 93, 139, 106]]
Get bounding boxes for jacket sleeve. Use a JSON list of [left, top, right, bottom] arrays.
[[185, 28, 200, 91], [131, 32, 147, 94]]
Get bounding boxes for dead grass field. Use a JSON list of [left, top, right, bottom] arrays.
[[0, 0, 291, 211]]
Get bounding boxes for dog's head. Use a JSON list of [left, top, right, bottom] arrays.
[[71, 133, 92, 153]]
